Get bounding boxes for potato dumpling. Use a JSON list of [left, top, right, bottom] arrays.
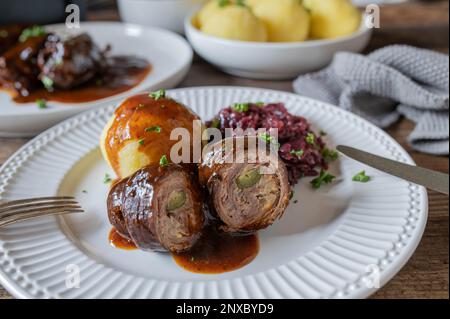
[[303, 0, 361, 39], [247, 0, 310, 42], [199, 2, 268, 42], [196, 0, 224, 27], [100, 91, 201, 179]]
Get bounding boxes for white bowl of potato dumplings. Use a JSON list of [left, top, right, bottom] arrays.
[[185, 0, 372, 80]]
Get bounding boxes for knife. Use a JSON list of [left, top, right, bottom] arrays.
[[337, 145, 449, 195]]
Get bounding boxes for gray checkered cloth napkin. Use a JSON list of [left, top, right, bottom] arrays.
[[293, 45, 449, 155]]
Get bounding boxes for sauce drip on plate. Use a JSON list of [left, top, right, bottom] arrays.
[[172, 226, 259, 274], [109, 228, 137, 250], [109, 226, 259, 274]]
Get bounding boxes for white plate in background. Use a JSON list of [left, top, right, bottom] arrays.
[[0, 87, 427, 299], [0, 22, 193, 137]]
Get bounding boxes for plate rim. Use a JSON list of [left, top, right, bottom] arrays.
[[0, 86, 428, 299]]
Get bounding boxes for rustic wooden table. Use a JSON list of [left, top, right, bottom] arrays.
[[0, 0, 448, 299]]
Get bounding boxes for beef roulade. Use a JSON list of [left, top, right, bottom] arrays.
[[107, 164, 204, 253], [37, 33, 107, 90], [199, 136, 291, 233]]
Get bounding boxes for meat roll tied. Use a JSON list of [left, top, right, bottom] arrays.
[[107, 164, 204, 253], [199, 136, 291, 233]]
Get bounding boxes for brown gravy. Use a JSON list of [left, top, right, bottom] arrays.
[[109, 228, 137, 251], [110, 226, 260, 274], [172, 226, 259, 274], [2, 56, 151, 104]]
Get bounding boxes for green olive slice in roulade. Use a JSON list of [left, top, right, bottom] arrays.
[[199, 136, 291, 233]]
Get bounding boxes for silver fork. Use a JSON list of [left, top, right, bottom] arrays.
[[0, 196, 84, 228]]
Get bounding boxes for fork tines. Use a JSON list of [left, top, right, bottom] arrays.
[[0, 196, 84, 227]]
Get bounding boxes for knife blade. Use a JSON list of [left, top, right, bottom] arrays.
[[337, 145, 449, 195]]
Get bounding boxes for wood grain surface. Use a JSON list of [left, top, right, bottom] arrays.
[[0, 0, 448, 299]]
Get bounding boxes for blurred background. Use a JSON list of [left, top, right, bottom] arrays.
[[1, 0, 447, 52]]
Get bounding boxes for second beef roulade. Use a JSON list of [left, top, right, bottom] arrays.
[[199, 136, 291, 233]]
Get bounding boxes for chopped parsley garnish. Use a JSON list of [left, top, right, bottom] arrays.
[[210, 118, 220, 128], [19, 25, 46, 42], [41, 76, 53, 90], [149, 89, 166, 100], [259, 132, 280, 148], [260, 132, 271, 142], [320, 130, 327, 136], [322, 148, 339, 162], [145, 126, 161, 133], [159, 155, 169, 167], [290, 149, 304, 158], [103, 173, 112, 184], [218, 0, 231, 7], [305, 132, 316, 145], [138, 138, 145, 145], [289, 190, 295, 200], [255, 102, 265, 107], [311, 170, 335, 189], [36, 99, 47, 109], [352, 171, 371, 183], [232, 103, 249, 112], [54, 58, 63, 66], [82, 190, 88, 194]]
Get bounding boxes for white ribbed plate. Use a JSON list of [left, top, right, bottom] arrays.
[[0, 87, 427, 299]]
